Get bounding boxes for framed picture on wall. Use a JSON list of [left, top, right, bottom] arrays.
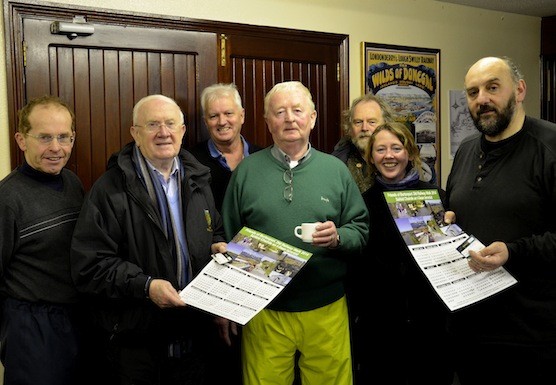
[[362, 42, 441, 184], [449, 89, 476, 159]]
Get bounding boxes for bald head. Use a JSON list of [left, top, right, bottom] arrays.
[[464, 56, 526, 141], [465, 57, 523, 87]]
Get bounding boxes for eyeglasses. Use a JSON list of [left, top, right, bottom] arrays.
[[26, 133, 74, 145], [283, 168, 293, 202], [134, 121, 183, 132]]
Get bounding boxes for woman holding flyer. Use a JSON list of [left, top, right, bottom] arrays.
[[349, 122, 454, 385]]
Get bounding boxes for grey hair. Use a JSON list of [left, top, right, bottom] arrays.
[[201, 83, 243, 115], [342, 93, 395, 135], [132, 94, 184, 124], [264, 81, 315, 118], [500, 56, 524, 86]]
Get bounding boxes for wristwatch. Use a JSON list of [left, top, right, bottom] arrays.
[[144, 276, 153, 299]]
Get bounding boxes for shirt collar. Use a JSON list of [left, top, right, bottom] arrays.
[[270, 143, 312, 168], [145, 157, 180, 182], [208, 136, 250, 157], [207, 136, 250, 170]]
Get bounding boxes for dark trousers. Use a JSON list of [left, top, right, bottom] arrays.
[[0, 298, 81, 385], [203, 328, 243, 385], [84, 309, 240, 385], [454, 339, 556, 385], [351, 315, 454, 385], [105, 333, 208, 385]]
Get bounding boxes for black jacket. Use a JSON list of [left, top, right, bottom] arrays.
[[71, 142, 225, 337], [359, 180, 447, 323]]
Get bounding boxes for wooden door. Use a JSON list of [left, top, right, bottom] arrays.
[[542, 16, 556, 123], [5, 1, 349, 190], [221, 32, 346, 153], [541, 55, 556, 123], [20, 17, 217, 190]]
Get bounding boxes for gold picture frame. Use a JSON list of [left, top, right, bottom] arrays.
[[362, 42, 441, 184]]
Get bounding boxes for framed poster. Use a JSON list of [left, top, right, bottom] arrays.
[[362, 42, 440, 184]]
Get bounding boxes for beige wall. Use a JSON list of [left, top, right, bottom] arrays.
[[0, 0, 541, 187]]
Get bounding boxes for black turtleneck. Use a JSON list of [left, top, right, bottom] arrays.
[[19, 161, 64, 191]]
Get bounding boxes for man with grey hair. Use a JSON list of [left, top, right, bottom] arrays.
[[190, 83, 261, 212], [332, 94, 395, 193], [446, 56, 556, 384], [332, 93, 435, 193], [71, 94, 229, 384], [223, 81, 368, 385], [190, 84, 261, 385]]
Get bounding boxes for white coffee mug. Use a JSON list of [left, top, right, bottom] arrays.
[[294, 222, 318, 243]]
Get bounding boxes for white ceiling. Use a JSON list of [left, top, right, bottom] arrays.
[[435, 0, 556, 17]]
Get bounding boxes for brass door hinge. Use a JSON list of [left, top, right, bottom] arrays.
[[220, 34, 228, 67], [22, 40, 27, 67]]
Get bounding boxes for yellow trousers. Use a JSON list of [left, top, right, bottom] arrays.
[[242, 296, 352, 385]]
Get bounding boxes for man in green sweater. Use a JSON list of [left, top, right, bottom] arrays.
[[222, 81, 369, 385]]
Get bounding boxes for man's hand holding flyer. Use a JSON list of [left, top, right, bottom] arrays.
[[179, 227, 312, 324], [384, 189, 517, 311]]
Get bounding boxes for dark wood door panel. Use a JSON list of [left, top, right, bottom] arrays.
[[6, 1, 349, 191], [225, 33, 341, 152], [226, 33, 338, 63], [231, 57, 330, 150], [22, 17, 217, 190], [541, 55, 556, 123]]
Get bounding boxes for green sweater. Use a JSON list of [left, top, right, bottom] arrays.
[[223, 146, 369, 311]]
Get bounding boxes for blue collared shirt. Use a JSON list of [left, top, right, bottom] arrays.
[[147, 158, 189, 285], [207, 136, 251, 170]]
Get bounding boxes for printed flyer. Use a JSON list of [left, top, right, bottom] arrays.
[[179, 226, 312, 325], [384, 189, 517, 311]]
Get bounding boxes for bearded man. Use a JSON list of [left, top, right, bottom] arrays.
[[332, 93, 435, 193], [446, 56, 556, 385]]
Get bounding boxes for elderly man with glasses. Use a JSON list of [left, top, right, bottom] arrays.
[[0, 95, 86, 385], [222, 81, 369, 385], [71, 94, 229, 385]]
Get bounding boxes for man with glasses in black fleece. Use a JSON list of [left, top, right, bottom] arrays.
[[0, 96, 86, 385], [222, 81, 368, 385]]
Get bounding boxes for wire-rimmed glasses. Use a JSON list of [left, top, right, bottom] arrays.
[[25, 133, 74, 146], [283, 168, 293, 202], [134, 121, 183, 132]]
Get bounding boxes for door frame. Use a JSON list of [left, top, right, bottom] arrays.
[[542, 16, 556, 123], [4, 0, 349, 169]]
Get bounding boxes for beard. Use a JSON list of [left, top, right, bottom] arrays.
[[351, 133, 372, 153], [471, 97, 515, 137]]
